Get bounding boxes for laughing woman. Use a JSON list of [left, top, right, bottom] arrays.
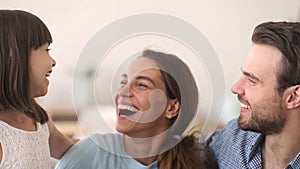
[[56, 49, 217, 169]]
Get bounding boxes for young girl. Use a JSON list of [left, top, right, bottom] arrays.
[[0, 10, 73, 168]]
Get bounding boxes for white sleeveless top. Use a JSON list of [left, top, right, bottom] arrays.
[[0, 120, 51, 169]]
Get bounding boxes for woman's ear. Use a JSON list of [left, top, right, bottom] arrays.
[[286, 85, 300, 109], [165, 99, 180, 119]]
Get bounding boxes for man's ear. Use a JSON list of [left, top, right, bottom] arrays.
[[286, 85, 300, 109], [165, 99, 180, 119]]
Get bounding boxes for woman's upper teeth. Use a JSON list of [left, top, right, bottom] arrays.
[[118, 104, 138, 112]]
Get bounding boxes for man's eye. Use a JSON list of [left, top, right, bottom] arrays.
[[248, 78, 257, 85]]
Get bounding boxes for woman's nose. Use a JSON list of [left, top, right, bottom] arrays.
[[117, 84, 133, 98]]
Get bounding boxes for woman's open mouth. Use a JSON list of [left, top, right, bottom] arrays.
[[118, 104, 139, 117]]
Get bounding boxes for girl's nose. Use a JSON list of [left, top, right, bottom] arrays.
[[51, 57, 56, 67]]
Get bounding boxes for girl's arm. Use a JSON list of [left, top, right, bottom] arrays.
[[47, 118, 74, 159]]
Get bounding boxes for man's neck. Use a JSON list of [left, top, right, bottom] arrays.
[[262, 118, 300, 168]]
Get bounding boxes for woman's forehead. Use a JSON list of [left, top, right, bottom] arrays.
[[128, 57, 160, 74]]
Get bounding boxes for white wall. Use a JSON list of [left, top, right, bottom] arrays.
[[1, 0, 300, 123]]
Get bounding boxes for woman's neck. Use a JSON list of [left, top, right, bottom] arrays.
[[124, 133, 167, 165]]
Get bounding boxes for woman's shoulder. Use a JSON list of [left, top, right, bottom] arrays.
[[89, 132, 122, 143], [69, 133, 119, 148], [61, 133, 123, 156], [55, 133, 126, 169]]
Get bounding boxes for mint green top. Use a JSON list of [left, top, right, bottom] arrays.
[[55, 133, 158, 169]]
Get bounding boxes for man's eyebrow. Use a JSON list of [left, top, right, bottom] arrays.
[[241, 68, 261, 82], [136, 76, 156, 86]]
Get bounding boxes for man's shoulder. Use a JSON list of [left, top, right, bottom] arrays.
[[206, 118, 261, 155], [206, 119, 262, 168], [209, 119, 259, 143]]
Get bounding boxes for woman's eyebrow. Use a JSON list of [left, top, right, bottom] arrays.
[[136, 76, 156, 85]]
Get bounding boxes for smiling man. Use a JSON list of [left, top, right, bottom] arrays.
[[207, 21, 300, 168]]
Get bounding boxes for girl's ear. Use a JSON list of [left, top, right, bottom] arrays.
[[165, 99, 180, 119], [286, 85, 300, 109]]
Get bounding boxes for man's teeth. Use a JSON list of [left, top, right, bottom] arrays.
[[240, 103, 250, 109], [118, 104, 138, 112]]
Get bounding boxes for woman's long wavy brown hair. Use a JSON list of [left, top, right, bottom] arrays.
[[141, 49, 217, 169]]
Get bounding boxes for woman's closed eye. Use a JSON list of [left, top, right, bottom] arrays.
[[120, 79, 127, 86], [136, 82, 149, 88]]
